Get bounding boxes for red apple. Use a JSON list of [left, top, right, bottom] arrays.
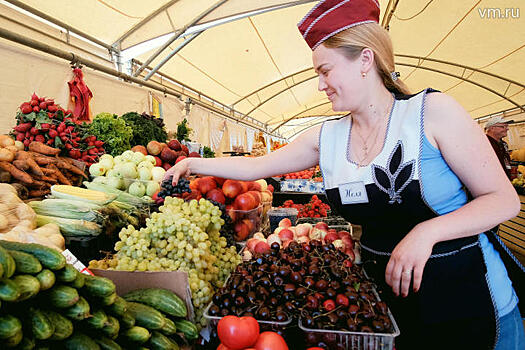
[[239, 181, 249, 194], [189, 152, 201, 158], [314, 222, 329, 231], [175, 155, 186, 164], [324, 232, 339, 244], [154, 156, 162, 167], [254, 241, 271, 254], [206, 188, 226, 205], [267, 184, 274, 193], [248, 181, 262, 191], [278, 228, 294, 241], [234, 221, 251, 241], [214, 177, 226, 186], [162, 163, 172, 171], [222, 180, 243, 199], [234, 193, 257, 211], [168, 139, 182, 151], [198, 176, 217, 195], [246, 191, 262, 206], [190, 179, 200, 192], [279, 218, 292, 228], [246, 238, 262, 252]]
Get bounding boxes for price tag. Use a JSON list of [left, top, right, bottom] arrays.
[[61, 250, 94, 275]]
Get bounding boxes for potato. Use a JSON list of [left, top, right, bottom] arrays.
[[0, 135, 14, 148], [16, 203, 36, 225], [0, 148, 15, 162], [14, 141, 24, 151], [0, 214, 7, 231], [5, 146, 18, 154]]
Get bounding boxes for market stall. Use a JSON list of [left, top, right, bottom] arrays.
[[0, 0, 524, 349]]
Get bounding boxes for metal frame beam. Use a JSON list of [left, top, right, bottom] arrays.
[[271, 101, 334, 132], [133, 0, 228, 78], [381, 0, 401, 29], [113, 0, 181, 47]]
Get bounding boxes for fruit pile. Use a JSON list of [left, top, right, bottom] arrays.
[[279, 195, 330, 218], [12, 93, 105, 166], [208, 241, 393, 349], [0, 241, 196, 348], [157, 177, 191, 201], [90, 197, 241, 327], [145, 139, 201, 171], [279, 166, 322, 181]]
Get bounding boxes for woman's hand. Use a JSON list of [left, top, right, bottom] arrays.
[[163, 158, 192, 186], [385, 224, 435, 297]]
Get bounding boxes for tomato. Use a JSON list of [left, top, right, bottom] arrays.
[[254, 332, 289, 350], [217, 344, 232, 350], [217, 315, 259, 349]]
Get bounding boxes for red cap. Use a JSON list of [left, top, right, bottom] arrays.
[[298, 0, 380, 50]]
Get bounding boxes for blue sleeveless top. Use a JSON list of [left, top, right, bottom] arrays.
[[420, 130, 518, 317]]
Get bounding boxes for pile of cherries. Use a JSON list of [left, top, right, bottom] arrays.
[[208, 241, 393, 349]]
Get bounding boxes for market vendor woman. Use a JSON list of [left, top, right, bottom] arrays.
[[166, 0, 524, 348]]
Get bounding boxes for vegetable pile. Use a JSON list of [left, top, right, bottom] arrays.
[[0, 136, 87, 198], [121, 112, 167, 147], [87, 113, 133, 157], [279, 195, 330, 218], [0, 242, 196, 349], [11, 93, 105, 166]]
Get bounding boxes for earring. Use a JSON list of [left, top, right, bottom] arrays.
[[361, 72, 366, 78]]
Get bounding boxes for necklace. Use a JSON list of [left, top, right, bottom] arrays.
[[351, 96, 394, 167]]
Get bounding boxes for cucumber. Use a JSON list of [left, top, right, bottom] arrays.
[[0, 314, 22, 339], [64, 332, 101, 350], [55, 264, 77, 283], [119, 311, 135, 329], [12, 275, 40, 301], [35, 269, 55, 291], [4, 329, 23, 347], [47, 285, 79, 308], [43, 310, 73, 340], [64, 296, 90, 321], [160, 317, 177, 336], [108, 296, 127, 317], [149, 331, 179, 350], [102, 315, 120, 340], [83, 275, 116, 297], [69, 270, 85, 289], [94, 336, 122, 350], [28, 308, 54, 340], [123, 288, 187, 318], [0, 245, 16, 278], [173, 319, 198, 340], [84, 309, 109, 330], [127, 302, 165, 330], [8, 250, 42, 275], [99, 292, 117, 306], [123, 326, 150, 344], [15, 336, 35, 349], [0, 242, 65, 271], [0, 278, 20, 301]]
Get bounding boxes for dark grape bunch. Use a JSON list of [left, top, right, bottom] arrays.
[[158, 177, 191, 199], [208, 200, 237, 249]]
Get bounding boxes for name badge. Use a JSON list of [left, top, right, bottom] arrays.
[[339, 181, 369, 205]]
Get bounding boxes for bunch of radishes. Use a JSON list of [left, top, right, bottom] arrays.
[[243, 218, 360, 263], [12, 93, 105, 165]]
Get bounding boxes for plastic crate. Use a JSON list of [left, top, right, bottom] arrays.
[[203, 301, 293, 333]]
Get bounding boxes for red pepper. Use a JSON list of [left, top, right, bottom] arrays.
[[30, 100, 38, 107], [65, 143, 73, 150], [59, 132, 67, 138], [57, 123, 66, 133], [61, 136, 67, 142], [40, 123, 50, 131], [95, 140, 104, 147], [66, 126, 74, 133], [48, 129, 58, 138], [336, 294, 349, 307], [47, 139, 54, 146], [29, 135, 34, 141], [20, 102, 30, 109], [16, 133, 25, 142], [88, 141, 94, 147], [72, 141, 79, 148], [33, 106, 40, 112], [23, 139, 30, 148], [21, 105, 33, 114], [88, 148, 97, 155], [47, 105, 57, 112], [71, 132, 78, 137], [39, 102, 47, 110], [323, 299, 336, 311], [25, 131, 31, 138]]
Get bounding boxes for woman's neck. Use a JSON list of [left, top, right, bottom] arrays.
[[351, 86, 394, 129]]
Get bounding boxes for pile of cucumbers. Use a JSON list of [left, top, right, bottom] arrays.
[[0, 241, 198, 349]]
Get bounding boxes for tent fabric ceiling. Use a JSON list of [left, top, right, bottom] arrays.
[[7, 0, 525, 139]]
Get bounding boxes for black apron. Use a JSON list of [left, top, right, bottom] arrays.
[[320, 90, 524, 350]]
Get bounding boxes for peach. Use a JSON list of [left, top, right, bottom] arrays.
[[278, 218, 292, 228], [314, 222, 329, 231], [222, 180, 243, 198], [278, 228, 294, 241], [198, 176, 217, 195], [254, 241, 271, 254]]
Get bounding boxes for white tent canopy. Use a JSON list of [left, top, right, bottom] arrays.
[[1, 0, 523, 140]]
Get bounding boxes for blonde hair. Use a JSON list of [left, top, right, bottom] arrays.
[[323, 22, 410, 95]]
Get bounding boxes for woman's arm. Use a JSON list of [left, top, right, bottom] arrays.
[[164, 124, 322, 185], [385, 92, 520, 297]]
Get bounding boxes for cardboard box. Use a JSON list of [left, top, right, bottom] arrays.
[[92, 269, 194, 320]]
